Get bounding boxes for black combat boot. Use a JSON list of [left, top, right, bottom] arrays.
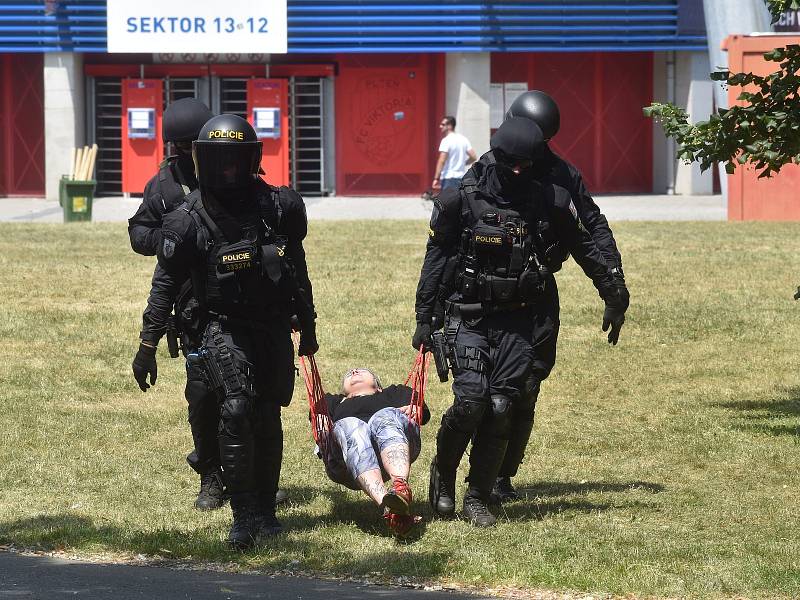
[[462, 490, 497, 527], [464, 427, 508, 527], [254, 491, 284, 540], [275, 489, 289, 505], [194, 469, 226, 511], [227, 495, 259, 550], [429, 457, 456, 517], [254, 506, 283, 539], [490, 476, 519, 505], [429, 419, 472, 517]]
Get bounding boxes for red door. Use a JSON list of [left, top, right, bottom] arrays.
[[246, 78, 290, 187], [492, 52, 653, 194], [121, 79, 163, 195], [0, 53, 44, 197], [336, 54, 435, 195]]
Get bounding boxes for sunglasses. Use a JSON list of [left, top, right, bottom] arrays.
[[344, 368, 369, 380]]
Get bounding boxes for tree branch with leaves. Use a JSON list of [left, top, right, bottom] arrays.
[[644, 0, 800, 177]]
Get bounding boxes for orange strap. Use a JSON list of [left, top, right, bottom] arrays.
[[404, 346, 430, 426], [295, 333, 333, 458]]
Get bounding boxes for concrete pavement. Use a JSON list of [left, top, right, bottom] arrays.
[[0, 194, 726, 223], [0, 551, 489, 600]]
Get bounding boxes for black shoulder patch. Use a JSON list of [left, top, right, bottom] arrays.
[[162, 235, 176, 258]]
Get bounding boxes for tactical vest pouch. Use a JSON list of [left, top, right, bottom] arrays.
[[537, 221, 567, 270], [459, 264, 479, 301], [518, 267, 548, 301], [260, 243, 285, 284], [485, 275, 517, 302], [217, 240, 257, 275]]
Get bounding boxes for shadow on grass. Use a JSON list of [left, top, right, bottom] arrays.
[[289, 485, 429, 543], [0, 508, 446, 578], [514, 480, 665, 498], [716, 386, 800, 437], [497, 480, 664, 522]]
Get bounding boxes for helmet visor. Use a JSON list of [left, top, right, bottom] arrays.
[[193, 141, 262, 189]]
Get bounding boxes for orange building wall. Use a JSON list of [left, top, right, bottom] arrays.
[[726, 34, 800, 220]]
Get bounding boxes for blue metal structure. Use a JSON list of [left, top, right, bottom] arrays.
[[0, 0, 706, 53]]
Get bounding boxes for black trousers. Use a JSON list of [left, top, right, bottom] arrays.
[[185, 352, 221, 476], [200, 317, 294, 508], [436, 307, 535, 499], [499, 277, 560, 478]]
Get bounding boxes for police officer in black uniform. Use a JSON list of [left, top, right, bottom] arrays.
[[490, 91, 630, 502], [128, 98, 233, 510], [157, 113, 317, 549], [413, 117, 623, 527]]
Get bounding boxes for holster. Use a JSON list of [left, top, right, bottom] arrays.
[[200, 322, 254, 402], [443, 313, 484, 374], [430, 330, 450, 383]]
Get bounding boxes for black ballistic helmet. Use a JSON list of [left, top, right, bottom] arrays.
[[505, 90, 560, 140], [490, 117, 545, 163], [193, 114, 262, 189], [162, 98, 214, 143]]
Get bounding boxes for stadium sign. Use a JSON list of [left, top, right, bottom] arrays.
[[106, 0, 287, 54]]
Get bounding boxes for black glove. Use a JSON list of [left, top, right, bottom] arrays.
[[602, 284, 630, 345], [412, 322, 433, 350], [132, 343, 158, 392], [298, 326, 319, 357]]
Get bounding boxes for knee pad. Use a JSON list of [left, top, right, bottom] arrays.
[[490, 394, 511, 417], [444, 397, 486, 433], [487, 394, 512, 439], [221, 394, 251, 422]]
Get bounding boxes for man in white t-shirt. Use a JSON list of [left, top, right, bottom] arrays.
[[433, 116, 477, 191]]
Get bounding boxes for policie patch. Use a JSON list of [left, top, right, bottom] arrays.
[[162, 237, 176, 258], [474, 233, 505, 246]]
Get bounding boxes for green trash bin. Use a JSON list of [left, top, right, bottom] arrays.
[[60, 179, 96, 222]]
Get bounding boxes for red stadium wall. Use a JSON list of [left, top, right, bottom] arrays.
[[335, 53, 445, 195], [491, 52, 653, 194], [0, 53, 45, 197]]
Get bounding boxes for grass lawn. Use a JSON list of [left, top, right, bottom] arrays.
[[0, 219, 799, 599]]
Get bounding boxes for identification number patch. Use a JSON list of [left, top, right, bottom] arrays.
[[219, 250, 253, 272]]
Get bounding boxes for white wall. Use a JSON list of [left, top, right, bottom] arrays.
[[674, 51, 714, 195], [44, 52, 85, 201], [652, 50, 714, 195], [445, 53, 490, 156]]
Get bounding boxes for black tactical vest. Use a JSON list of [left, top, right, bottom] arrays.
[[456, 162, 548, 304], [184, 188, 292, 319]]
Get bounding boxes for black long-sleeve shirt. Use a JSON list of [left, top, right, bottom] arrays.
[[128, 157, 196, 344], [532, 146, 622, 272], [324, 385, 430, 425]]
